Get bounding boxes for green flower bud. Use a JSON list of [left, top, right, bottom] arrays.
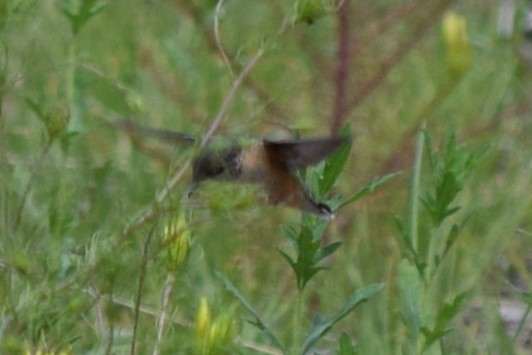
[[46, 105, 70, 140], [125, 91, 146, 117], [295, 0, 331, 25]]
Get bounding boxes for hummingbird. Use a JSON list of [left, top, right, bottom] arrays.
[[117, 120, 349, 218], [191, 136, 349, 218]]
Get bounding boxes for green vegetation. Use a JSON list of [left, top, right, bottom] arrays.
[[1, 0, 531, 354]]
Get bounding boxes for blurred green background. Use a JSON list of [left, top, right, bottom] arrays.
[[1, 0, 531, 354]]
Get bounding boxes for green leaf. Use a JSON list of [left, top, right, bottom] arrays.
[[422, 133, 488, 227], [393, 218, 427, 276], [397, 260, 422, 345], [281, 224, 299, 252], [280, 226, 319, 289], [312, 241, 342, 264], [0, 1, 7, 29], [422, 290, 472, 350], [278, 248, 296, 269], [311, 217, 329, 241], [443, 223, 460, 256], [301, 283, 384, 353], [435, 291, 471, 330], [392, 216, 415, 258], [25, 98, 46, 122], [423, 130, 434, 172], [62, 0, 107, 35], [25, 99, 70, 140], [337, 332, 358, 355], [215, 271, 287, 352], [339, 172, 402, 209], [421, 326, 453, 350], [281, 224, 299, 241], [319, 137, 352, 196]]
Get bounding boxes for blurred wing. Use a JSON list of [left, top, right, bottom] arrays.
[[115, 119, 196, 145], [263, 136, 350, 169]]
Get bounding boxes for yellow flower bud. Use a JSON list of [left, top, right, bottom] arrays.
[[161, 211, 191, 272], [195, 299, 238, 354], [442, 12, 471, 75], [209, 311, 237, 348], [195, 297, 212, 352]]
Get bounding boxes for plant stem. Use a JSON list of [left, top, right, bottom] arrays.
[[410, 127, 425, 355], [153, 273, 176, 355], [409, 125, 425, 254], [330, 0, 352, 136], [13, 139, 54, 233], [291, 288, 304, 355], [131, 229, 155, 355], [66, 38, 79, 130], [0, 44, 8, 241]]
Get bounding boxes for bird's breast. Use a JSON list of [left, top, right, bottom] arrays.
[[238, 145, 304, 206], [238, 145, 271, 183]]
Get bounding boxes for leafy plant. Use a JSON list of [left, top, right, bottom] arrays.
[[394, 130, 488, 353], [216, 138, 390, 354]]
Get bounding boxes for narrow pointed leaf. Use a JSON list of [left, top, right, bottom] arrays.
[[392, 216, 415, 257], [313, 241, 342, 264], [339, 172, 402, 209], [319, 137, 352, 195], [278, 248, 296, 270], [311, 218, 329, 241], [301, 283, 384, 353], [443, 224, 460, 256], [281, 224, 299, 242], [215, 271, 286, 352], [422, 290, 471, 350], [398, 260, 422, 344]]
